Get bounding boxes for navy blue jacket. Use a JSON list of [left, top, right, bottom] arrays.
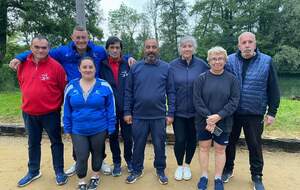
[[16, 41, 107, 81], [226, 49, 280, 116], [99, 58, 130, 114], [170, 56, 209, 118], [124, 59, 175, 119]]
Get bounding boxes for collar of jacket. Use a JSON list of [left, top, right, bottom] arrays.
[[180, 55, 194, 66], [237, 48, 259, 62], [27, 53, 50, 66]]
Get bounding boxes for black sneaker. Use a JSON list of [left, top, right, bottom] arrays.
[[252, 175, 265, 190], [221, 170, 233, 183], [126, 171, 143, 184], [87, 177, 100, 190], [78, 183, 87, 190]]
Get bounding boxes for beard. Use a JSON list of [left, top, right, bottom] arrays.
[[144, 53, 158, 63]]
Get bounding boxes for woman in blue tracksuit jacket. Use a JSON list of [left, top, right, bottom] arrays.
[[63, 57, 116, 190], [170, 36, 209, 181]]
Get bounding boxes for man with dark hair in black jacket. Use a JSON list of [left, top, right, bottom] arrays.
[[99, 36, 133, 177]]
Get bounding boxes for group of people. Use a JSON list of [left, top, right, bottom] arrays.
[[9, 26, 280, 190]]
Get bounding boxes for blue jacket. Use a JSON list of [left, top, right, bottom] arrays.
[[99, 58, 130, 114], [226, 50, 271, 115], [16, 41, 107, 81], [124, 59, 175, 119], [170, 56, 209, 118], [63, 78, 116, 136]]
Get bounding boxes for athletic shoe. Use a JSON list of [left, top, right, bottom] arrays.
[[214, 178, 224, 190], [157, 171, 168, 185], [78, 183, 87, 190], [174, 166, 183, 181], [65, 162, 76, 176], [56, 173, 68, 185], [17, 172, 42, 187], [101, 161, 112, 175], [126, 171, 143, 184], [87, 177, 100, 190], [221, 170, 233, 183], [252, 175, 265, 190], [183, 166, 192, 180], [112, 163, 122, 177], [197, 176, 208, 190]]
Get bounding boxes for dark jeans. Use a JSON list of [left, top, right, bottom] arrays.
[[132, 119, 166, 173], [173, 116, 197, 165], [224, 114, 264, 176], [72, 131, 106, 179], [23, 111, 64, 175], [108, 114, 133, 164]]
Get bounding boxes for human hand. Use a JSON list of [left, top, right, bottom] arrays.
[[206, 114, 221, 125], [124, 115, 133, 124], [9, 58, 21, 71], [128, 57, 136, 67], [264, 115, 275, 126], [205, 124, 216, 133], [64, 133, 72, 141], [166, 116, 174, 126]]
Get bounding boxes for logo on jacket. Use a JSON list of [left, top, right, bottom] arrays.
[[40, 73, 50, 81], [120, 71, 128, 77]]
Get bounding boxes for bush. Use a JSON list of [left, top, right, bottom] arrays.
[[0, 64, 19, 91]]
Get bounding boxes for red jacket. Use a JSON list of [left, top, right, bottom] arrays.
[[17, 54, 67, 115]]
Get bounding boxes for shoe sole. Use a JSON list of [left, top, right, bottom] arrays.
[[174, 177, 183, 181], [18, 173, 42, 187], [112, 172, 122, 177], [126, 172, 143, 184], [158, 178, 168, 185], [223, 174, 233, 183], [183, 176, 192, 181], [65, 171, 76, 177]]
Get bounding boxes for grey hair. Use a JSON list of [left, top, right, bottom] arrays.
[[31, 35, 50, 47], [238, 32, 256, 44], [178, 36, 197, 55], [207, 46, 228, 61]]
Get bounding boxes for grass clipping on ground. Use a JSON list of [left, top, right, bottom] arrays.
[[0, 92, 299, 138]]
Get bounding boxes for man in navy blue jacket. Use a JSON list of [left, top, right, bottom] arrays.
[[124, 39, 175, 185], [99, 36, 133, 177]]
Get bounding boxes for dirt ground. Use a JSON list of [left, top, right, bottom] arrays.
[[0, 136, 299, 190]]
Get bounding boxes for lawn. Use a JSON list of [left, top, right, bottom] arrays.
[[0, 92, 299, 138]]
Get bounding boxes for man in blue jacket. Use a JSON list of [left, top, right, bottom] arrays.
[[99, 36, 133, 177], [222, 32, 280, 190], [124, 39, 175, 185]]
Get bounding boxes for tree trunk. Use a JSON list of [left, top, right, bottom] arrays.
[[0, 0, 7, 63]]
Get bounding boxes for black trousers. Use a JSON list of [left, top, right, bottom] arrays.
[[72, 131, 106, 179], [224, 114, 264, 176], [173, 116, 197, 165]]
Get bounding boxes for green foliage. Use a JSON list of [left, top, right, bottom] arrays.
[[274, 46, 300, 74], [0, 64, 19, 91]]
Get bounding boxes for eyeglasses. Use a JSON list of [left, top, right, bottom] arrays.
[[209, 57, 225, 62]]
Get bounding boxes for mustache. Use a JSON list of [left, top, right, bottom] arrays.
[[242, 48, 253, 53]]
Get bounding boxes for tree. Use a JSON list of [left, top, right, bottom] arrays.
[[159, 0, 188, 61]]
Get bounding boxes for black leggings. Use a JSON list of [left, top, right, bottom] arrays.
[[72, 131, 106, 179], [173, 116, 197, 165]]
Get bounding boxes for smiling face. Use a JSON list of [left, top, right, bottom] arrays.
[[30, 38, 49, 62], [238, 32, 256, 59], [180, 41, 194, 61], [71, 30, 89, 53], [79, 58, 96, 80], [208, 52, 226, 74]]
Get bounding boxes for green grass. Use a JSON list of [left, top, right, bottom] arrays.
[[0, 92, 299, 138]]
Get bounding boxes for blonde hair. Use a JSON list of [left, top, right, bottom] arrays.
[[207, 46, 228, 62]]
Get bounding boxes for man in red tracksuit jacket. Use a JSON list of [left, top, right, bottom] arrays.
[[16, 35, 68, 187]]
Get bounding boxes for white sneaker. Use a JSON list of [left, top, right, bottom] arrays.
[[65, 162, 76, 176], [174, 166, 183, 181], [101, 161, 112, 175], [183, 166, 192, 180]]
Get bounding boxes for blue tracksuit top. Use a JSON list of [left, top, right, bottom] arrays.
[[170, 56, 209, 118], [124, 59, 175, 119], [16, 41, 107, 81], [63, 78, 116, 136]]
